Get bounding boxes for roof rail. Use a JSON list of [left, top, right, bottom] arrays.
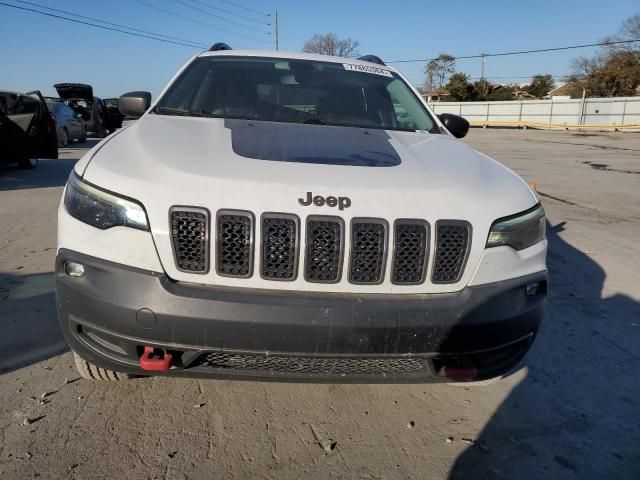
[[209, 43, 232, 52], [357, 55, 385, 66]]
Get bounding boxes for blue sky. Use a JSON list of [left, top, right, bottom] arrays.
[[0, 0, 637, 98]]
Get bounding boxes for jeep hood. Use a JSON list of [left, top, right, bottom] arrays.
[[80, 115, 538, 292]]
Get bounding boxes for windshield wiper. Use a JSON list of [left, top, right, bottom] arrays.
[[154, 106, 214, 118], [302, 118, 327, 125]]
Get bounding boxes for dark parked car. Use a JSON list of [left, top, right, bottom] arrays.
[[54, 83, 108, 138], [46, 100, 86, 146], [0, 89, 57, 169], [103, 98, 124, 131]]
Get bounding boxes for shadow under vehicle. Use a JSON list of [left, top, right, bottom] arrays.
[[54, 83, 108, 138], [0, 89, 58, 169]]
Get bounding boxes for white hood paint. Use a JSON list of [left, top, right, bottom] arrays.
[[80, 115, 539, 293]]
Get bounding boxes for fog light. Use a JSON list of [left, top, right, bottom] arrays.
[[64, 261, 85, 278], [525, 283, 540, 296]]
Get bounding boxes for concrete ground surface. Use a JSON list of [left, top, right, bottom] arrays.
[[0, 129, 639, 480]]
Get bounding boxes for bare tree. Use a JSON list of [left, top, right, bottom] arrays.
[[302, 33, 360, 57], [424, 53, 456, 91]]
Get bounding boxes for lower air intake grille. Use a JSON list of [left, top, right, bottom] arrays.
[[392, 221, 429, 284], [170, 209, 208, 273], [350, 220, 387, 284], [262, 215, 298, 280], [197, 352, 429, 376], [305, 218, 343, 283], [217, 211, 253, 277], [432, 222, 471, 284]]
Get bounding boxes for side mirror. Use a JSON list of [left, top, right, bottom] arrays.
[[438, 113, 469, 139], [119, 91, 151, 118]]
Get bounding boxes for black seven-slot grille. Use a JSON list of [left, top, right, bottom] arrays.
[[305, 217, 344, 283], [216, 211, 253, 277], [197, 351, 429, 376], [169, 209, 472, 285], [170, 208, 209, 273], [392, 220, 429, 284], [349, 219, 387, 284], [261, 215, 298, 280], [432, 221, 471, 284]]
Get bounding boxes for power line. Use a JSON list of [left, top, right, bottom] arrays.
[[183, 0, 270, 25], [134, 0, 270, 43], [10, 0, 208, 46], [0, 1, 207, 49], [387, 39, 640, 64], [169, 0, 270, 34], [219, 0, 271, 17]]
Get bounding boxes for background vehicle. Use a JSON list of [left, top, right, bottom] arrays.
[[46, 99, 86, 146], [103, 98, 124, 132], [0, 89, 57, 168], [54, 83, 108, 138]]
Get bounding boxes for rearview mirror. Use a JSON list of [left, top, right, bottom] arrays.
[[119, 91, 151, 118], [438, 113, 470, 139]]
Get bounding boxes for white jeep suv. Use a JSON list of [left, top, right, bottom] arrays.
[[56, 44, 547, 382]]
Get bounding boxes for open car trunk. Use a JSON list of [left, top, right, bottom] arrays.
[[54, 83, 94, 103]]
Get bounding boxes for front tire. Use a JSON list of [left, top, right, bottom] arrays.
[[73, 351, 133, 380], [17, 157, 38, 169]]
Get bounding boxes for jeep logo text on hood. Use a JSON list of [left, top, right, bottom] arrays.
[[299, 192, 351, 210]]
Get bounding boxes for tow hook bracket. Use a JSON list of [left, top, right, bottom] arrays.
[[139, 346, 172, 371]]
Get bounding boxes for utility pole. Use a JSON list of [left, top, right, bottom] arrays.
[[274, 10, 279, 51], [480, 52, 486, 81]]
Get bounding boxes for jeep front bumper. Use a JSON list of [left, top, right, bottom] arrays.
[[56, 249, 546, 382]]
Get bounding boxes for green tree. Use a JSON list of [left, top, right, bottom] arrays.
[[526, 74, 555, 98], [585, 50, 640, 97], [570, 14, 640, 97], [424, 53, 456, 91], [446, 72, 474, 101], [486, 86, 516, 101]]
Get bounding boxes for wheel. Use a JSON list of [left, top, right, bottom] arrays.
[[60, 128, 69, 147], [73, 351, 133, 380], [17, 157, 38, 169]]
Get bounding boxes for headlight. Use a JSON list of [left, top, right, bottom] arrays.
[[64, 171, 149, 231], [486, 204, 545, 250]]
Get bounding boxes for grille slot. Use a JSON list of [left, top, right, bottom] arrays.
[[349, 220, 387, 284], [216, 211, 254, 278], [432, 222, 471, 284], [305, 217, 344, 283], [392, 220, 429, 284], [170, 208, 208, 273], [197, 352, 429, 376], [261, 215, 299, 280]]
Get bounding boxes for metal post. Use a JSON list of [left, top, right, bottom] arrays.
[[621, 97, 627, 126], [579, 88, 587, 126], [549, 99, 554, 129], [518, 101, 523, 125], [274, 10, 279, 51]]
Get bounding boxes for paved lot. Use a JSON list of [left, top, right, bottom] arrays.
[[1, 129, 639, 479]]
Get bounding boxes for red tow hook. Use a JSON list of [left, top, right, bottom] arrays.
[[139, 346, 173, 371], [443, 365, 478, 382]]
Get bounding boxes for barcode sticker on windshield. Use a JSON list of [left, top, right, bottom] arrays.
[[343, 63, 393, 77]]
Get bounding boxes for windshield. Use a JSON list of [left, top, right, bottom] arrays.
[[155, 56, 437, 133]]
